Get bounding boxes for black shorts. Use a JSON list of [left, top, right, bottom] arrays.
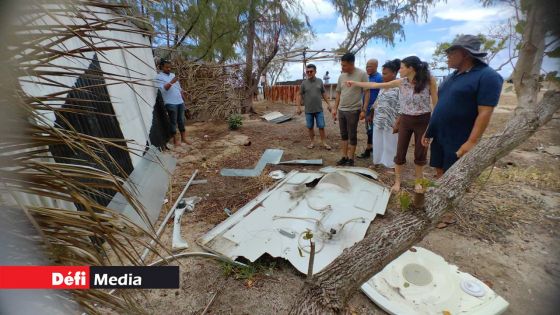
[[430, 139, 459, 171]]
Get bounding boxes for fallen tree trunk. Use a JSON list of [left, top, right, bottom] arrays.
[[288, 90, 560, 314]]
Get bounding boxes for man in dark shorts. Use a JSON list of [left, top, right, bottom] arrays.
[[423, 35, 503, 176], [333, 53, 369, 166], [297, 64, 332, 150]]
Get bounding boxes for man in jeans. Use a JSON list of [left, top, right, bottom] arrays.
[[155, 60, 190, 147], [333, 53, 369, 166], [357, 58, 383, 159], [297, 64, 332, 150]]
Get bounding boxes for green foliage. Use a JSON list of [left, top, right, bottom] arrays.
[[544, 71, 560, 83], [431, 33, 507, 71], [398, 191, 412, 211], [147, 0, 311, 64], [415, 178, 437, 190], [515, 20, 526, 35], [147, 0, 249, 62], [227, 114, 243, 130], [332, 0, 437, 52], [220, 261, 277, 281], [545, 47, 560, 58]]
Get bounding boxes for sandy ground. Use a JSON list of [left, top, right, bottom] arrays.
[[124, 87, 560, 314]]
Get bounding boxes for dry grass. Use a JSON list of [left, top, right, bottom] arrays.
[[451, 164, 559, 242]]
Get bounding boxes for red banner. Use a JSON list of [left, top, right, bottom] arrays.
[[0, 266, 180, 289], [0, 266, 90, 289]]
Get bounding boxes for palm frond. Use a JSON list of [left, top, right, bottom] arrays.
[[1, 0, 169, 313]]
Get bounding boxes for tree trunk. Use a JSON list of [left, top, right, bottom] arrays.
[[511, 3, 546, 109], [288, 91, 560, 314], [243, 0, 257, 113]]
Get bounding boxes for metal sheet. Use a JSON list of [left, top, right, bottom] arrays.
[[220, 149, 284, 177], [198, 170, 390, 274], [320, 166, 379, 179], [261, 111, 285, 121], [107, 146, 176, 229], [361, 247, 509, 315], [278, 159, 323, 165], [269, 115, 292, 124]]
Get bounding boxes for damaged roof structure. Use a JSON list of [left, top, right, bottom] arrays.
[[198, 168, 391, 274]]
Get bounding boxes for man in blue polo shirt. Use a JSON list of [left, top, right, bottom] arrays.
[[357, 58, 383, 159], [423, 35, 503, 176]]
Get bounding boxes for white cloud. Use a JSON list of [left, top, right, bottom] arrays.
[[309, 31, 346, 51], [299, 0, 336, 21], [391, 40, 438, 62], [429, 0, 514, 22]]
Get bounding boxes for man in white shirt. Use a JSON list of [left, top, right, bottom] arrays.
[[155, 60, 190, 147]]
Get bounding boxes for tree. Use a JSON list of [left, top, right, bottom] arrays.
[[331, 0, 437, 52], [241, 0, 310, 113], [265, 32, 311, 86], [144, 0, 248, 62], [288, 0, 559, 313], [1, 1, 167, 313], [431, 33, 508, 73]]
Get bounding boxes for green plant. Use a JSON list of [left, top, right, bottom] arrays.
[[414, 178, 437, 191], [228, 114, 243, 130], [220, 261, 277, 281], [398, 191, 412, 211]]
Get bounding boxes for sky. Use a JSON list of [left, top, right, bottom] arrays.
[[279, 0, 555, 83]]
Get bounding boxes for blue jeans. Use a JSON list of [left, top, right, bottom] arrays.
[[305, 112, 325, 129], [165, 103, 185, 134]]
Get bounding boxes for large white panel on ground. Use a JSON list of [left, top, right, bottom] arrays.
[[198, 169, 391, 274]]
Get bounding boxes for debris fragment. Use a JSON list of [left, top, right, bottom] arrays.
[[361, 247, 509, 315], [192, 179, 208, 185], [141, 170, 199, 261], [220, 149, 283, 177], [172, 196, 202, 251], [198, 170, 390, 274], [261, 111, 292, 124], [269, 170, 286, 180], [278, 159, 323, 165]]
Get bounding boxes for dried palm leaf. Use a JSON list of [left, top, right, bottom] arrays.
[[1, 0, 172, 313]]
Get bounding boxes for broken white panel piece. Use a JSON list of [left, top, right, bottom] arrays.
[[261, 111, 285, 121], [172, 196, 202, 251], [198, 170, 390, 274], [361, 247, 509, 315]]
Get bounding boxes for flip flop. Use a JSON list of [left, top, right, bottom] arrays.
[[307, 143, 315, 149], [323, 144, 332, 150]]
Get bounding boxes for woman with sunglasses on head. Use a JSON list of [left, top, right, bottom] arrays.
[[347, 56, 438, 193]]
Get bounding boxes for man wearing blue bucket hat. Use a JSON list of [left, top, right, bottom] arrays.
[[423, 34, 503, 176]]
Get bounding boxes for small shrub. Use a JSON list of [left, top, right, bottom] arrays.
[[228, 114, 243, 130], [414, 178, 437, 191], [398, 191, 412, 211]]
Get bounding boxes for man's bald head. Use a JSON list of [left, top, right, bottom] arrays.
[[366, 59, 378, 75]]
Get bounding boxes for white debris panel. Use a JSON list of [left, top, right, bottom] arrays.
[[198, 169, 390, 274], [361, 247, 509, 315]]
